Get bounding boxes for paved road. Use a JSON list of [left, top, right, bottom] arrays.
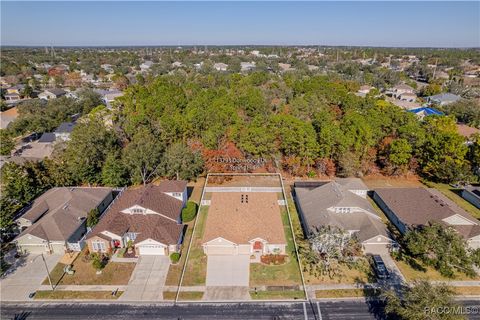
[[4, 300, 480, 320]]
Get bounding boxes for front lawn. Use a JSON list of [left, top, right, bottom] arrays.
[[315, 288, 379, 299], [454, 287, 480, 296], [163, 291, 204, 300], [395, 258, 480, 282], [250, 208, 303, 286], [181, 206, 208, 286], [250, 290, 305, 300], [44, 249, 135, 286], [34, 290, 123, 300]]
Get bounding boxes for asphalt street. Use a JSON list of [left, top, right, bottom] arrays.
[[2, 300, 480, 320]]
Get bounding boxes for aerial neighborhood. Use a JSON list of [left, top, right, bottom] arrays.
[[1, 43, 480, 318]]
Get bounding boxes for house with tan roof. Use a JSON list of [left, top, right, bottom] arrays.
[[202, 192, 286, 259], [373, 188, 480, 249], [86, 181, 187, 256], [14, 187, 114, 254]]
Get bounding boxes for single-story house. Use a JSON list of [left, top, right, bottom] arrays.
[[0, 106, 18, 129], [202, 192, 286, 259], [294, 178, 393, 254], [86, 181, 187, 256], [398, 92, 417, 102], [213, 63, 228, 72], [427, 93, 461, 106], [54, 122, 76, 141], [38, 88, 66, 100], [408, 107, 444, 120], [15, 187, 113, 254], [373, 188, 480, 249], [462, 186, 480, 209]]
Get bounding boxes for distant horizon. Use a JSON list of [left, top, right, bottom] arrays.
[[1, 2, 479, 48]]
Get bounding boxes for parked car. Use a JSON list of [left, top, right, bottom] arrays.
[[369, 254, 390, 279], [28, 292, 36, 299]]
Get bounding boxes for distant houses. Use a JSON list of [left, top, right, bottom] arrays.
[[38, 88, 66, 100], [462, 186, 480, 209], [426, 93, 462, 106], [408, 107, 444, 120]]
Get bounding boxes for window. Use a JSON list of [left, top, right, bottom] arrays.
[[335, 207, 351, 214], [172, 192, 182, 197], [132, 208, 144, 214], [92, 241, 106, 252], [126, 232, 137, 240]]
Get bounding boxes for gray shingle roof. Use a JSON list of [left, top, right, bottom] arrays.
[[295, 179, 388, 243]]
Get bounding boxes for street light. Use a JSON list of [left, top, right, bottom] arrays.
[[31, 253, 54, 290]]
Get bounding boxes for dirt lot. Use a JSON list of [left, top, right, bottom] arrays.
[[207, 174, 282, 187]]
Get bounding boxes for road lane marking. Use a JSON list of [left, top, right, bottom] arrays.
[[303, 302, 308, 320], [317, 302, 322, 320]]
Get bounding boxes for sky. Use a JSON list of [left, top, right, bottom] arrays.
[[1, 1, 479, 47]]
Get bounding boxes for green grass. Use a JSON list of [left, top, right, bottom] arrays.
[[315, 288, 379, 299], [249, 208, 302, 286], [250, 290, 305, 300], [181, 206, 208, 286], [165, 223, 194, 286], [395, 258, 480, 282], [34, 290, 123, 300], [423, 181, 480, 219], [176, 291, 204, 301]]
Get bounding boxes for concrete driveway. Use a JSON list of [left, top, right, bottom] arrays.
[[206, 255, 250, 286], [0, 253, 61, 301], [120, 255, 170, 301]]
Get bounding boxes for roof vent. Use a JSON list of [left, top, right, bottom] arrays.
[[63, 204, 69, 210]]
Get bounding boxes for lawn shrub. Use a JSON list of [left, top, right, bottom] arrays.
[[170, 252, 181, 264], [181, 201, 198, 222]]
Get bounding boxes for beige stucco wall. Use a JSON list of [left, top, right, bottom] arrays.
[[86, 235, 111, 253]]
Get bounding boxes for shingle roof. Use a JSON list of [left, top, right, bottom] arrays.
[[203, 192, 286, 245], [54, 122, 76, 133], [374, 188, 480, 240], [38, 132, 56, 143], [295, 179, 388, 243], [87, 182, 186, 245], [17, 187, 113, 242]]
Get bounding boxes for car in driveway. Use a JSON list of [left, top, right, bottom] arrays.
[[369, 254, 390, 279]]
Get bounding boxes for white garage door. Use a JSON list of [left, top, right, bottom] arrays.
[[205, 245, 236, 255], [19, 244, 47, 254], [137, 244, 165, 255]]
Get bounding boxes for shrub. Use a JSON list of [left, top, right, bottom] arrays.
[[170, 252, 180, 264], [91, 253, 107, 270], [181, 201, 198, 222]]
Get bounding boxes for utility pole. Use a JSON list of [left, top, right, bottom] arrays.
[[432, 58, 438, 80]]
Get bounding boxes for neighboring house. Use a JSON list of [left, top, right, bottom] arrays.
[[398, 92, 417, 102], [456, 124, 480, 144], [373, 188, 480, 249], [172, 61, 183, 68], [0, 107, 18, 129], [15, 187, 113, 254], [462, 186, 480, 209], [240, 62, 256, 72], [213, 62, 228, 71], [408, 106, 444, 120], [140, 61, 154, 72], [294, 179, 392, 254], [38, 88, 66, 100], [6, 84, 24, 95], [427, 93, 462, 106], [202, 192, 286, 259], [278, 63, 295, 72], [389, 84, 415, 98], [86, 181, 187, 256], [4, 93, 21, 104], [54, 122, 76, 141]]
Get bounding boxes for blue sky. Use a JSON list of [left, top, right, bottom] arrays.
[[1, 1, 479, 47]]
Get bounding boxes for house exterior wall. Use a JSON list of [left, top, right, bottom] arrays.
[[86, 235, 112, 254], [237, 244, 251, 255], [372, 192, 408, 235], [16, 234, 48, 254], [468, 235, 480, 250], [462, 190, 480, 209]]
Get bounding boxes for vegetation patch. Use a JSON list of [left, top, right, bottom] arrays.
[[34, 290, 123, 300], [182, 201, 198, 222], [176, 291, 204, 301], [315, 288, 379, 299], [250, 290, 305, 300]]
